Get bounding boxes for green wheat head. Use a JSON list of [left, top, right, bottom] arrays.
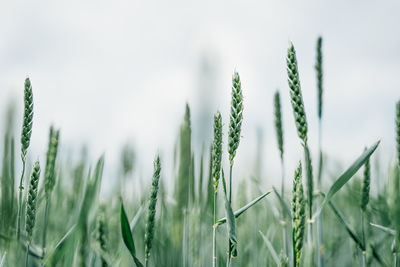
[[274, 90, 284, 159], [292, 162, 305, 264], [315, 37, 323, 120], [212, 112, 223, 192], [287, 43, 308, 144], [44, 126, 60, 196], [360, 151, 370, 213], [228, 71, 243, 165], [145, 155, 161, 261], [21, 78, 34, 162], [25, 161, 41, 243]]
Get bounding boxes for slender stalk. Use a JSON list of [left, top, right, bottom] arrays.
[[317, 122, 324, 267], [304, 143, 314, 245], [227, 164, 233, 265], [211, 112, 222, 267], [213, 192, 217, 267], [281, 157, 289, 257], [282, 224, 288, 263], [317, 203, 324, 267], [42, 196, 51, 254], [17, 160, 26, 240], [394, 238, 399, 267], [18, 78, 34, 240], [25, 244, 29, 267], [361, 213, 367, 267], [281, 157, 285, 198], [229, 165, 233, 204]]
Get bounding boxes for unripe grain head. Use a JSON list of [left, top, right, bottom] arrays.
[[292, 162, 305, 264], [212, 112, 223, 192], [25, 161, 41, 243], [21, 78, 34, 162], [360, 151, 370, 213], [287, 43, 308, 144], [228, 71, 243, 165], [145, 155, 161, 261], [44, 126, 60, 196], [274, 91, 284, 159], [315, 37, 323, 120]]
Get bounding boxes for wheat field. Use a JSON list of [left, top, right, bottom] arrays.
[[0, 38, 399, 267]]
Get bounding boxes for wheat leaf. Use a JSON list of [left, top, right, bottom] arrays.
[[313, 141, 380, 219], [259, 231, 280, 265], [216, 190, 272, 225], [120, 201, 143, 267]]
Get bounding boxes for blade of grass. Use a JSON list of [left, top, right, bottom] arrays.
[[120, 201, 143, 267], [329, 201, 365, 250], [42, 224, 77, 266], [273, 186, 292, 220], [221, 170, 237, 258], [130, 205, 144, 233], [313, 141, 380, 219], [370, 223, 396, 236], [216, 189, 272, 225], [259, 231, 280, 265]]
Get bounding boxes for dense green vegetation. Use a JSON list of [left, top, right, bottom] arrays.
[[0, 37, 399, 267]]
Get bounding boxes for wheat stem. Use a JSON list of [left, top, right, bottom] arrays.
[[144, 155, 161, 266], [292, 162, 305, 267], [212, 112, 223, 267], [213, 193, 217, 267], [17, 78, 34, 240]]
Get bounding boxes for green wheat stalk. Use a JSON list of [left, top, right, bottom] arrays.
[[274, 90, 289, 257], [227, 71, 243, 264], [292, 162, 305, 267], [42, 126, 60, 254], [360, 152, 370, 267], [315, 36, 324, 267], [274, 90, 285, 195], [144, 155, 161, 267], [228, 71, 243, 169], [316, 37, 323, 123], [212, 112, 223, 267], [393, 101, 400, 265], [17, 77, 34, 240], [286, 42, 314, 224], [25, 161, 40, 267]]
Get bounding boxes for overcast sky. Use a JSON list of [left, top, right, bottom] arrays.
[[1, 0, 399, 190]]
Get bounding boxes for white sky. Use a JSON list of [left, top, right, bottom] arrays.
[[1, 0, 399, 191]]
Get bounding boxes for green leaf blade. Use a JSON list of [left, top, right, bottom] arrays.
[[222, 172, 237, 257], [313, 141, 380, 219], [216, 190, 272, 225], [120, 201, 143, 267]]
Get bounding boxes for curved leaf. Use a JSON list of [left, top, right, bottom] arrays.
[[120, 201, 143, 267], [329, 201, 365, 250], [221, 172, 237, 257], [259, 231, 280, 265], [313, 141, 380, 219], [42, 224, 77, 266]]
